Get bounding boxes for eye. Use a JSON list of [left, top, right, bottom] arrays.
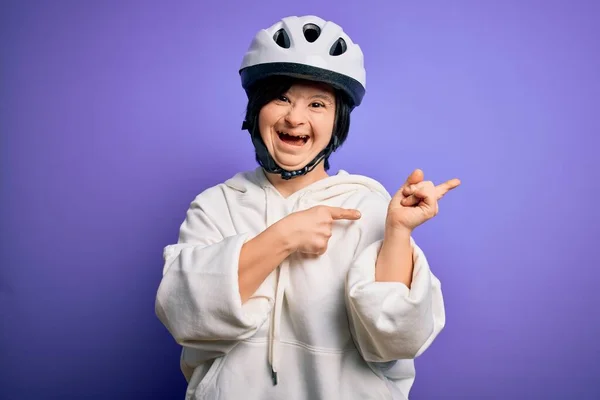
[[311, 102, 325, 108], [277, 95, 289, 102]]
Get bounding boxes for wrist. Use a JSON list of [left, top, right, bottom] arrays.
[[376, 225, 414, 285], [272, 218, 298, 253], [384, 224, 412, 242]]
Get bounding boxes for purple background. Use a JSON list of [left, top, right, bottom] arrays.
[[2, 1, 599, 399]]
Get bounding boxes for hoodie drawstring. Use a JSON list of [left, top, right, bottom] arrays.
[[264, 187, 287, 385], [265, 189, 312, 386], [269, 263, 288, 385]]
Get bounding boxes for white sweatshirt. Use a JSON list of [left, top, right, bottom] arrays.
[[155, 167, 445, 400]]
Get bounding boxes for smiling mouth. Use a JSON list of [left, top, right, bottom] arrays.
[[277, 131, 309, 147]]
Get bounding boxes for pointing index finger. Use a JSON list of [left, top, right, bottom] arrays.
[[436, 178, 461, 199], [330, 207, 362, 220]]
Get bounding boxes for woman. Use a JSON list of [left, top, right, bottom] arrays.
[[156, 15, 460, 400]]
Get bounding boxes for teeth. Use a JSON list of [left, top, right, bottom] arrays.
[[278, 131, 309, 140]]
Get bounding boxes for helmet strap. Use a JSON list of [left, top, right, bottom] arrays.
[[243, 120, 339, 180]]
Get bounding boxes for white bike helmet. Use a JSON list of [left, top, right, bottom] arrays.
[[239, 15, 366, 108]]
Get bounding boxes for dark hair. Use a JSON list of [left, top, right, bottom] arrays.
[[243, 75, 352, 170]]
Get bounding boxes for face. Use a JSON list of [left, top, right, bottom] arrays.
[[258, 81, 336, 172]]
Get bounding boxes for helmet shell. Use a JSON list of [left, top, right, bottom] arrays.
[[239, 15, 366, 107]]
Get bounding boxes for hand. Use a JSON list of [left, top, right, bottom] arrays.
[[386, 169, 461, 232], [281, 205, 361, 255]]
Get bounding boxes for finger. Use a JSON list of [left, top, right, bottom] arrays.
[[299, 252, 321, 260], [402, 185, 414, 197], [401, 182, 436, 206], [411, 187, 436, 207], [435, 178, 461, 199], [400, 193, 420, 206], [401, 183, 422, 204], [401, 192, 433, 207], [402, 181, 434, 196], [329, 207, 362, 220], [403, 178, 460, 200], [392, 169, 424, 201]]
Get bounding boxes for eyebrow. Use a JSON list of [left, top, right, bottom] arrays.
[[312, 94, 334, 103]]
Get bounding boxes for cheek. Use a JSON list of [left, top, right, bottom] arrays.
[[257, 116, 269, 143], [257, 107, 277, 144], [312, 113, 336, 142]]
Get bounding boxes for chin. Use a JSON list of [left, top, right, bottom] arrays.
[[273, 156, 311, 171], [270, 145, 315, 171], [266, 134, 328, 173]]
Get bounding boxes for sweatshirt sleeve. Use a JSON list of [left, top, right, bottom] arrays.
[[155, 194, 273, 357], [345, 191, 446, 363]]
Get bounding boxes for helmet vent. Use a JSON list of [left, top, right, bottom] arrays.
[[273, 28, 291, 49], [329, 37, 347, 56], [302, 23, 321, 43]]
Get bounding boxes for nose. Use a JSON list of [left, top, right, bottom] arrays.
[[284, 104, 306, 127]]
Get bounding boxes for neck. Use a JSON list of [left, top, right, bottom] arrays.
[[264, 164, 329, 198]]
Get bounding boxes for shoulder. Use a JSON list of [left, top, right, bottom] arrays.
[[188, 168, 264, 209], [331, 172, 392, 243], [337, 171, 392, 207], [324, 171, 392, 226], [177, 168, 261, 233]]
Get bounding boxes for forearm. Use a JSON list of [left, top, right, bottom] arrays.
[[239, 220, 295, 303], [347, 228, 441, 361], [375, 227, 414, 287]]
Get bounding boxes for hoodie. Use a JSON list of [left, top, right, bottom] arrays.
[[155, 167, 445, 400]]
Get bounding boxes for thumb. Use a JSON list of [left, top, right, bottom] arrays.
[[405, 168, 424, 186], [392, 169, 424, 201]]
